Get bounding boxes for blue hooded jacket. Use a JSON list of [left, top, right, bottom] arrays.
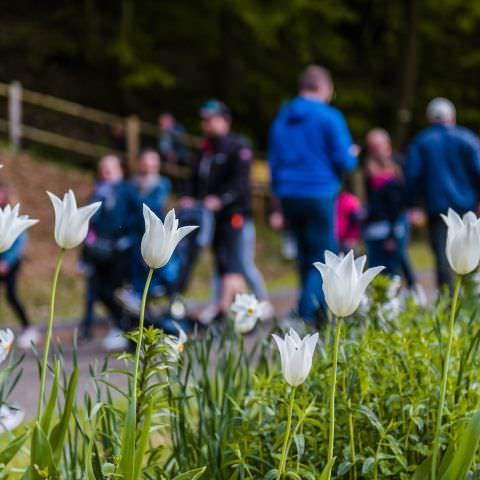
[[268, 96, 357, 198], [405, 124, 480, 215]]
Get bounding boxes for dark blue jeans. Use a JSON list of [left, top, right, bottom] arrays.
[[281, 196, 337, 323]]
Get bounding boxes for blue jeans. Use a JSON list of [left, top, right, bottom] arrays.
[[281, 196, 337, 323], [211, 219, 268, 302], [365, 215, 411, 279]]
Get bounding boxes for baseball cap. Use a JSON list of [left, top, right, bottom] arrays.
[[426, 98, 456, 123], [200, 99, 230, 118]]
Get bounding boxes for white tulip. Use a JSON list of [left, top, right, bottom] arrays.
[[141, 206, 197, 269], [272, 328, 318, 386], [314, 250, 384, 318], [47, 190, 101, 249], [231, 293, 268, 334], [0, 329, 14, 364], [441, 209, 480, 275], [0, 204, 38, 253]]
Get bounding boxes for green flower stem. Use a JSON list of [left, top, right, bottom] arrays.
[[37, 248, 65, 418], [132, 267, 154, 405], [431, 275, 462, 480], [277, 385, 297, 479], [327, 317, 343, 478]]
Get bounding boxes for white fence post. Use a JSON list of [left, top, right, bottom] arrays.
[[8, 81, 22, 151]]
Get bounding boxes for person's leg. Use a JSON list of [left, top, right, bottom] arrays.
[[366, 240, 394, 275], [428, 215, 452, 289], [5, 263, 30, 328], [81, 271, 97, 336], [397, 217, 416, 288], [299, 197, 337, 322], [239, 220, 268, 300]]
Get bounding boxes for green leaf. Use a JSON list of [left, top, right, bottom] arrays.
[[133, 398, 153, 480], [172, 466, 207, 480], [440, 411, 480, 480], [118, 399, 136, 480], [319, 458, 336, 480], [30, 423, 56, 479], [49, 367, 78, 464], [0, 431, 28, 466], [40, 361, 60, 435], [412, 456, 430, 480], [85, 437, 99, 480]]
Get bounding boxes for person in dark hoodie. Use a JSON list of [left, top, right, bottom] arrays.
[[81, 154, 140, 349], [268, 65, 357, 324], [406, 98, 480, 289]]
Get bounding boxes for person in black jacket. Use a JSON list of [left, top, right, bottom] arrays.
[[363, 129, 414, 282], [179, 100, 260, 317]]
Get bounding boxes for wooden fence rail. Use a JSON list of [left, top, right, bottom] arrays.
[[0, 80, 270, 211]]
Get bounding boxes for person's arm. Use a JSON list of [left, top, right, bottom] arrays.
[[326, 110, 357, 173], [215, 144, 253, 209], [404, 140, 424, 208], [1, 233, 27, 267], [267, 125, 280, 196]]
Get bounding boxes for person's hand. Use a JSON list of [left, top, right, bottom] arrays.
[[178, 196, 196, 209], [384, 238, 397, 252], [204, 195, 222, 212], [269, 211, 285, 230], [0, 261, 9, 275], [408, 208, 426, 228]]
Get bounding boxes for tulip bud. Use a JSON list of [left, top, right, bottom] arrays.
[[47, 190, 101, 249], [441, 209, 480, 275], [141, 206, 197, 270], [272, 328, 318, 386], [0, 204, 38, 253], [314, 250, 384, 318]]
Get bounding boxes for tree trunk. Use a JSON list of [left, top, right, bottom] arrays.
[[392, 0, 422, 149]]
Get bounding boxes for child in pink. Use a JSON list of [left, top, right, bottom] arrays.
[[336, 191, 362, 253]]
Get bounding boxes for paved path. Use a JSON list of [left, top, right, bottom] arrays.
[[7, 270, 436, 418]]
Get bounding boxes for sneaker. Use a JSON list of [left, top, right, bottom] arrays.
[[17, 327, 41, 349], [101, 327, 129, 351], [0, 405, 24, 432], [198, 304, 220, 325], [116, 289, 141, 316]]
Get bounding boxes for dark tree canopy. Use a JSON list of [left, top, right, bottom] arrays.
[[1, 0, 480, 149]]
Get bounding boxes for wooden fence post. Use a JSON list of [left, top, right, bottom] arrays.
[[126, 115, 140, 174], [8, 81, 22, 152]]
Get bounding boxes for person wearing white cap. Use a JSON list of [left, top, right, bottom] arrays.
[[405, 97, 480, 289]]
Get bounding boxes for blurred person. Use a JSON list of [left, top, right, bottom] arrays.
[[365, 129, 416, 288], [180, 100, 267, 321], [363, 129, 412, 281], [81, 155, 140, 349], [117, 149, 174, 313], [336, 189, 362, 253], [0, 183, 40, 349], [269, 198, 298, 260], [158, 112, 188, 164], [268, 65, 357, 324], [110, 122, 127, 152], [406, 98, 480, 289]]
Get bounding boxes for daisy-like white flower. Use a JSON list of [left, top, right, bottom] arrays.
[[165, 322, 188, 361], [231, 293, 268, 334], [0, 329, 14, 364]]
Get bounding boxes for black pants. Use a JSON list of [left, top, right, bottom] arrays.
[[428, 215, 452, 290], [0, 262, 30, 327]]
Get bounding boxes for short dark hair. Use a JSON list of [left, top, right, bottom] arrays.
[[299, 65, 332, 93]]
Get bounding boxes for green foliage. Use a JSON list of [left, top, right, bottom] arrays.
[[4, 1, 480, 147]]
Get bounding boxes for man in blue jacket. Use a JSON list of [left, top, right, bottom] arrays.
[[406, 98, 480, 289], [268, 65, 357, 324]]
